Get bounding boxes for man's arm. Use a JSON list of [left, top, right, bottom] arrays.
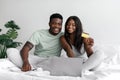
[[60, 35, 74, 57], [20, 41, 34, 71]]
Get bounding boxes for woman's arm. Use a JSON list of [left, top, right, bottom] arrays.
[[60, 35, 74, 57], [83, 37, 94, 57]]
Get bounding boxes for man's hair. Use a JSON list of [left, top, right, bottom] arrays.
[[49, 13, 63, 22]]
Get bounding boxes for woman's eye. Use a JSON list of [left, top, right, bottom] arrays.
[[72, 25, 75, 27]]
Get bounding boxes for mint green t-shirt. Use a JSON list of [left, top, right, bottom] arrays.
[[28, 29, 63, 57]]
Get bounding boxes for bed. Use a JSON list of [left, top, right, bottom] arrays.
[[0, 44, 120, 80]]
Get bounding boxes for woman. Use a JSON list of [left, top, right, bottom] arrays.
[[60, 16, 104, 72]]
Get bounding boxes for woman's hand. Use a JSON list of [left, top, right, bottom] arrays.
[[83, 37, 94, 48], [83, 37, 94, 57]]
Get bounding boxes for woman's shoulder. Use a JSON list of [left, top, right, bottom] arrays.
[[60, 35, 65, 39], [60, 35, 67, 43]]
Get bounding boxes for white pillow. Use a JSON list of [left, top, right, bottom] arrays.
[[7, 48, 23, 68], [98, 44, 120, 64]]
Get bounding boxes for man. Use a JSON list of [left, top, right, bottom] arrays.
[[7, 13, 63, 71]]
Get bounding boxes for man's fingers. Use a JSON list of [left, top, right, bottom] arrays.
[[21, 65, 31, 71]]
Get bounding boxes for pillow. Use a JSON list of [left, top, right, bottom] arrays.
[[99, 45, 120, 64], [7, 48, 23, 68], [36, 57, 83, 77], [94, 44, 120, 65]]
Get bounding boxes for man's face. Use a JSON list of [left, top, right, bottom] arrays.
[[49, 18, 62, 35]]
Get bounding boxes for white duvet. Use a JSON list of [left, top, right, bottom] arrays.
[[0, 44, 120, 80]]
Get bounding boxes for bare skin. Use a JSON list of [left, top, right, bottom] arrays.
[[60, 35, 75, 57], [20, 41, 33, 71], [83, 37, 94, 57]]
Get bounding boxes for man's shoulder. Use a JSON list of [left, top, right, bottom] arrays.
[[59, 31, 64, 36]]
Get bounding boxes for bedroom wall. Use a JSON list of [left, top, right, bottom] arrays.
[[0, 0, 120, 49]]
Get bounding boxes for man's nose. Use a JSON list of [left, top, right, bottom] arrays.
[[54, 24, 59, 28]]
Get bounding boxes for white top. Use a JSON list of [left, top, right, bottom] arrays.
[[72, 44, 88, 62]]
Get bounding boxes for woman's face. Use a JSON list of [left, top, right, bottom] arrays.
[[66, 19, 76, 34]]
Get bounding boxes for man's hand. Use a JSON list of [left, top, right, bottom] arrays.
[[20, 41, 33, 72], [21, 62, 31, 71]]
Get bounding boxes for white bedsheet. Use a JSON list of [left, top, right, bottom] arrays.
[[0, 62, 120, 80], [0, 44, 120, 80], [0, 59, 120, 80]]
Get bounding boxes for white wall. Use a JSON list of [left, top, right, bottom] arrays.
[[0, 0, 120, 49]]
